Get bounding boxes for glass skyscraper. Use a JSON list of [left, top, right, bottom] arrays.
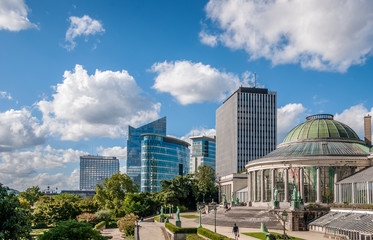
[[141, 134, 190, 193], [126, 117, 166, 187], [216, 87, 277, 177], [189, 136, 216, 173], [80, 155, 119, 190]]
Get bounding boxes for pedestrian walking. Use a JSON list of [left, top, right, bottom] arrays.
[[232, 223, 239, 239]]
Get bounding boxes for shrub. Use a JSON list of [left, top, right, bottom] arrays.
[[165, 223, 197, 234], [95, 209, 112, 223], [94, 221, 106, 230], [117, 213, 138, 237], [187, 234, 205, 240], [76, 212, 98, 226], [197, 227, 233, 240], [37, 220, 110, 240], [33, 222, 48, 229]]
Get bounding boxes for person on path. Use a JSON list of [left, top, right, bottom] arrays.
[[232, 223, 239, 239]]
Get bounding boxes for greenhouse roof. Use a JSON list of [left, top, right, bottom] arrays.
[[337, 166, 373, 184]]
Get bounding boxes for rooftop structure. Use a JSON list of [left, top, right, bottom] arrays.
[[189, 135, 216, 173]]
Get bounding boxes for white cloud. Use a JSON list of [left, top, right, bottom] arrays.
[[199, 30, 218, 47], [277, 103, 307, 142], [97, 146, 127, 173], [0, 108, 46, 151], [151, 60, 255, 105], [334, 104, 373, 138], [38, 64, 161, 141], [0, 0, 36, 31], [0, 91, 12, 100], [65, 15, 105, 50], [203, 0, 373, 72], [0, 146, 86, 191], [181, 127, 216, 143]]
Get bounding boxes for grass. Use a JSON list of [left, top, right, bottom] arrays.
[[181, 215, 199, 219], [30, 228, 50, 238], [186, 234, 205, 240], [243, 232, 305, 240]]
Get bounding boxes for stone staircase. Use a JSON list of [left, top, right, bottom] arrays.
[[201, 206, 283, 229]]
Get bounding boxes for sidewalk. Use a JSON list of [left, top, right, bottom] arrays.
[[101, 228, 125, 240]]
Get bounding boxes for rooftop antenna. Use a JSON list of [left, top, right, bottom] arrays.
[[254, 72, 257, 88]]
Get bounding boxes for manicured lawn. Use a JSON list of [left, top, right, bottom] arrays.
[[181, 215, 199, 219], [243, 232, 304, 240], [31, 228, 51, 238]]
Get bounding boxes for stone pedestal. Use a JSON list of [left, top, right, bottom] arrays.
[[175, 220, 181, 228], [291, 201, 300, 210], [273, 200, 279, 209], [159, 216, 165, 223]]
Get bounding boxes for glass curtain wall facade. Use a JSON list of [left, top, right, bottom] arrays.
[[189, 136, 216, 173], [141, 134, 190, 193], [80, 155, 119, 190], [127, 117, 166, 187]]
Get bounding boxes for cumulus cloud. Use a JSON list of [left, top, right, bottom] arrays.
[[0, 108, 46, 151], [38, 64, 161, 141], [334, 104, 373, 137], [181, 127, 216, 144], [199, 30, 218, 47], [151, 60, 255, 105], [97, 146, 127, 173], [203, 0, 373, 72], [277, 103, 307, 141], [0, 146, 86, 191], [0, 0, 36, 31], [65, 15, 105, 50]]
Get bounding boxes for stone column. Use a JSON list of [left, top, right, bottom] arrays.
[[284, 168, 289, 202], [351, 183, 355, 204], [316, 167, 322, 203], [271, 169, 275, 201], [334, 167, 338, 203], [253, 171, 257, 202], [260, 170, 264, 202], [248, 172, 252, 203], [300, 168, 304, 200]]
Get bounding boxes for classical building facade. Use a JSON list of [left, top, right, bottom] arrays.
[[126, 117, 166, 187], [140, 134, 190, 193], [245, 114, 373, 207], [80, 155, 119, 190], [216, 87, 277, 177], [189, 136, 216, 173]]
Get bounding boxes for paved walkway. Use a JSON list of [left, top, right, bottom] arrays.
[[139, 221, 166, 240], [101, 228, 125, 240]]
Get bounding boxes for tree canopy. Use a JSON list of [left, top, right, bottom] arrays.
[[19, 185, 43, 206], [194, 165, 218, 202]]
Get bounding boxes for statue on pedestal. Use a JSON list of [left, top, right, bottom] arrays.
[[159, 206, 165, 222], [175, 206, 181, 227]]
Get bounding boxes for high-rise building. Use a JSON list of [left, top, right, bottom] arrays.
[[141, 134, 190, 193], [216, 87, 277, 177], [127, 117, 166, 187], [189, 136, 216, 173], [80, 155, 119, 190]]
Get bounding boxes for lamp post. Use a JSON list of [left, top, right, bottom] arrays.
[[281, 210, 288, 239], [198, 206, 202, 228], [171, 204, 173, 219], [214, 207, 217, 232]]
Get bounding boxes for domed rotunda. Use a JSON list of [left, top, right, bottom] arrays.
[[245, 114, 373, 207]]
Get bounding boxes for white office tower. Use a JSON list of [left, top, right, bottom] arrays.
[[216, 87, 277, 177]]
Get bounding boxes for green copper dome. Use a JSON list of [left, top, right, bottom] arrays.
[[283, 114, 362, 144]]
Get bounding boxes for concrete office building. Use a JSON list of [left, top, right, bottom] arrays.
[[216, 87, 277, 177], [127, 117, 166, 187], [80, 155, 119, 190], [141, 134, 190, 193], [189, 136, 216, 173]]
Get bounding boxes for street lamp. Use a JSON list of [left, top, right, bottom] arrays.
[[198, 206, 202, 228], [281, 211, 288, 239], [214, 207, 217, 232]]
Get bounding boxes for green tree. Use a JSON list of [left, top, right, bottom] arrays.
[[156, 174, 198, 210], [0, 183, 32, 240], [32, 196, 77, 225], [194, 165, 218, 203], [37, 220, 110, 240], [19, 186, 43, 206], [53, 193, 82, 202], [74, 197, 99, 214], [94, 173, 137, 217], [123, 192, 160, 217]]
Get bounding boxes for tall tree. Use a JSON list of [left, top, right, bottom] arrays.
[[0, 183, 32, 240], [94, 173, 137, 217], [19, 186, 43, 206], [194, 165, 218, 203]]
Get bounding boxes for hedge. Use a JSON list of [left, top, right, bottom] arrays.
[[165, 223, 197, 234], [94, 221, 106, 230], [197, 227, 234, 240], [186, 234, 205, 240]]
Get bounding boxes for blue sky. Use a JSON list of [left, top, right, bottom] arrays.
[[1, 0, 373, 191]]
